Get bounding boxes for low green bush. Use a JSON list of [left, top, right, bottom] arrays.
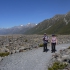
[[25, 39, 28, 42], [67, 46, 70, 49], [48, 62, 68, 70], [0, 52, 10, 57], [39, 44, 44, 47]]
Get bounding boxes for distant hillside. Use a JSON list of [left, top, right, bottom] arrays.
[[24, 12, 70, 35], [0, 23, 36, 35]]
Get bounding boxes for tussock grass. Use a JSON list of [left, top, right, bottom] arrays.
[[39, 44, 43, 47], [0, 52, 10, 57], [48, 62, 68, 70], [67, 46, 70, 49]]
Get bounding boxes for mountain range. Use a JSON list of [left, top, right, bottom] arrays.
[[0, 11, 70, 35], [24, 11, 70, 35], [0, 23, 36, 35]]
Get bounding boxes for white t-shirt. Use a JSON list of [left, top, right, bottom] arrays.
[[51, 37, 57, 43]]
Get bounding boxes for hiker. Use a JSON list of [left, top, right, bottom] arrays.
[[51, 34, 57, 53], [43, 33, 49, 52]]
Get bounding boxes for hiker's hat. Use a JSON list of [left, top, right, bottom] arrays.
[[52, 34, 55, 36], [44, 33, 46, 35]]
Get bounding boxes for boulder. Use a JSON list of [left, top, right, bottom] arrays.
[[0, 57, 3, 62], [0, 47, 9, 53]]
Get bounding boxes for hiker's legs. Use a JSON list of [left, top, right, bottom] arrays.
[[51, 43, 54, 52], [45, 43, 47, 52], [43, 43, 45, 52], [43, 43, 47, 52], [53, 43, 56, 52]]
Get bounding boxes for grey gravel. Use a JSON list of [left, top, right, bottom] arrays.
[[0, 44, 70, 70]]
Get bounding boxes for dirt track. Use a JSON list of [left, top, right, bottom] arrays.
[[0, 44, 70, 70]]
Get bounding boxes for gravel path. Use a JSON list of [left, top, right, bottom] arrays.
[[0, 44, 70, 70]]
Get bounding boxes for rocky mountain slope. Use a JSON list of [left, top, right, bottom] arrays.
[[24, 12, 70, 35]]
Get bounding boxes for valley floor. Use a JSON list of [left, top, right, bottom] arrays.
[[0, 43, 70, 70]]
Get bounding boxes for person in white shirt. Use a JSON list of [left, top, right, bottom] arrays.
[[51, 34, 57, 53]]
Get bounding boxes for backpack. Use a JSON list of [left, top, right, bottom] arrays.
[[43, 36, 48, 42], [43, 37, 45, 41]]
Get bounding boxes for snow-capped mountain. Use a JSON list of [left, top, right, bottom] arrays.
[[0, 23, 37, 35]]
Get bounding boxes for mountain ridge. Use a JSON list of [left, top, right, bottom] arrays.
[[0, 12, 70, 35], [0, 23, 37, 35], [24, 11, 70, 35]]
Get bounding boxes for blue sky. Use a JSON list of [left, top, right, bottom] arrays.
[[0, 0, 70, 28]]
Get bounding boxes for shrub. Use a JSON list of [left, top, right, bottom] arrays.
[[67, 46, 70, 49], [25, 39, 28, 42], [0, 52, 10, 57], [39, 44, 43, 47], [48, 62, 68, 70]]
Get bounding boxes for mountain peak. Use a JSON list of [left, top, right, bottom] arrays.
[[20, 25, 23, 26]]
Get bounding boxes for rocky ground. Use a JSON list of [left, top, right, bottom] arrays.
[[0, 44, 70, 70], [48, 46, 70, 70], [0, 34, 70, 61], [0, 34, 70, 53], [0, 34, 70, 70]]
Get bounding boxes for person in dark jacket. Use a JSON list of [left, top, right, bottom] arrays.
[[43, 33, 49, 52]]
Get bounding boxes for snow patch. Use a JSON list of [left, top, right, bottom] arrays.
[[20, 25, 23, 26], [64, 18, 68, 25]]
